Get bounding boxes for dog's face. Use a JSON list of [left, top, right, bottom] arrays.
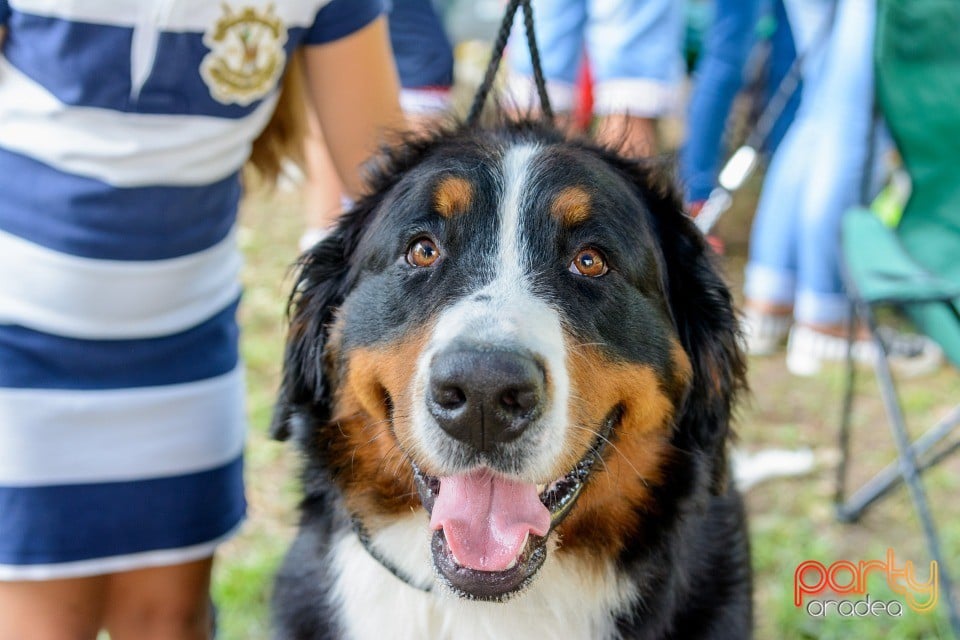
[[275, 123, 743, 602]]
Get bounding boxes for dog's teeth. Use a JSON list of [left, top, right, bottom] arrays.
[[536, 484, 546, 494], [505, 556, 518, 570]]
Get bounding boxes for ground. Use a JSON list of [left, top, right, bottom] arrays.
[[212, 166, 960, 639]]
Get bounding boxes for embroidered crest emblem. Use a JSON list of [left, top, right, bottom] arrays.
[[200, 3, 288, 106]]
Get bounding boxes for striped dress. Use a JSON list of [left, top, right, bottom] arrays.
[[0, 0, 383, 580]]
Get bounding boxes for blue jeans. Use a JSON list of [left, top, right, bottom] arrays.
[[744, 0, 876, 326], [680, 0, 798, 203], [506, 0, 683, 117], [763, 0, 801, 159]]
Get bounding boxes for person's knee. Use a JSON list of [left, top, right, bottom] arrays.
[[106, 595, 211, 640], [105, 560, 214, 640]]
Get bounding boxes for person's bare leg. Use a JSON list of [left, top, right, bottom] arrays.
[[301, 103, 448, 252], [104, 558, 214, 640], [744, 300, 868, 339], [303, 109, 347, 233], [802, 320, 871, 340], [744, 299, 794, 317], [0, 576, 106, 640], [595, 113, 658, 157]]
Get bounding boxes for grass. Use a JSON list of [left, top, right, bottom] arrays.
[[210, 167, 960, 639], [211, 186, 303, 640]]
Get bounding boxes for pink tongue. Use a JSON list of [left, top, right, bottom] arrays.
[[429, 469, 550, 572]]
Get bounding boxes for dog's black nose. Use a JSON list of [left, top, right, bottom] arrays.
[[428, 349, 545, 452]]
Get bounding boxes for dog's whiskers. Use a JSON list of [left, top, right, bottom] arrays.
[[566, 423, 648, 489]]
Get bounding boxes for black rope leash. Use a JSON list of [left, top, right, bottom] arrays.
[[466, 0, 553, 127]]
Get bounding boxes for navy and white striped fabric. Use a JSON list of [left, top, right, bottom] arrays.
[[0, 0, 383, 580]]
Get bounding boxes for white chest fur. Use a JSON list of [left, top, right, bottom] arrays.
[[329, 515, 632, 640]]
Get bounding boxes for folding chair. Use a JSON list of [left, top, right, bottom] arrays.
[[834, 0, 960, 634]]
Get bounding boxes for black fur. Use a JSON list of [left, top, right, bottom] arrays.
[[270, 120, 751, 639]]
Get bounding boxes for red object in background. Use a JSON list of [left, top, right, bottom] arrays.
[[573, 55, 593, 132]]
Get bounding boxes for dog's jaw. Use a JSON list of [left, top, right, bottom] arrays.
[[330, 513, 633, 640], [412, 408, 620, 600]]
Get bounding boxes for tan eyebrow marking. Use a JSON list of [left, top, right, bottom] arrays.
[[550, 186, 591, 226], [433, 176, 474, 218]]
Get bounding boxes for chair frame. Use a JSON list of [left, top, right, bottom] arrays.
[[834, 278, 960, 635]]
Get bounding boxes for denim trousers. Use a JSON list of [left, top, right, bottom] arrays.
[[680, 0, 799, 203], [744, 0, 876, 326], [506, 0, 683, 117]]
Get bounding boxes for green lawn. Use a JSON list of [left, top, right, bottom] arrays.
[[212, 176, 960, 639]]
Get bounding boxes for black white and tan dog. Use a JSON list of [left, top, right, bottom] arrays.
[[270, 119, 752, 639]]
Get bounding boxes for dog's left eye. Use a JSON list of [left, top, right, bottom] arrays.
[[406, 237, 441, 268], [569, 247, 609, 278]]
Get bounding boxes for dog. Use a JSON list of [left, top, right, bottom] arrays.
[[270, 119, 751, 639]]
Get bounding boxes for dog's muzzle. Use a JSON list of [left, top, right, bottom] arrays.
[[413, 359, 620, 602]]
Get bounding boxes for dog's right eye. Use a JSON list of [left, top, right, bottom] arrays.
[[406, 237, 441, 268]]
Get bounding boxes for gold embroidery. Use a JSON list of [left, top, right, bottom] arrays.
[[200, 3, 288, 106]]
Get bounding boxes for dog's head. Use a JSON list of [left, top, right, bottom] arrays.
[[273, 121, 745, 601]]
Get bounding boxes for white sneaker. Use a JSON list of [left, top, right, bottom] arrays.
[[786, 324, 944, 377], [741, 309, 793, 356]]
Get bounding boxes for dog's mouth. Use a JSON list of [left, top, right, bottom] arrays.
[[412, 408, 620, 601]]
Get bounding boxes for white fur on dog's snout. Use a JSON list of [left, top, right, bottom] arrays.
[[410, 144, 570, 481]]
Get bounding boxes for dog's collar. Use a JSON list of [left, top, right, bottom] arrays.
[[351, 517, 434, 593]]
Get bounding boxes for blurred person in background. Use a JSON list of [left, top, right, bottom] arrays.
[[740, 0, 940, 375], [299, 0, 455, 251]]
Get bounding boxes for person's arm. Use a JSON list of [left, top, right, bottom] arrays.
[[301, 15, 403, 198]]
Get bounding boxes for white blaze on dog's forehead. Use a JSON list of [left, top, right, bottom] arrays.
[[409, 143, 571, 480], [497, 142, 539, 284]]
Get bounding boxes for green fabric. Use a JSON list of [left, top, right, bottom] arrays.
[[865, 0, 960, 365], [843, 208, 960, 304]]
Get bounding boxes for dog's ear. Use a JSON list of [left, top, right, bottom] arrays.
[[269, 131, 445, 445], [269, 180, 392, 445], [632, 163, 747, 495], [269, 229, 352, 445]]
